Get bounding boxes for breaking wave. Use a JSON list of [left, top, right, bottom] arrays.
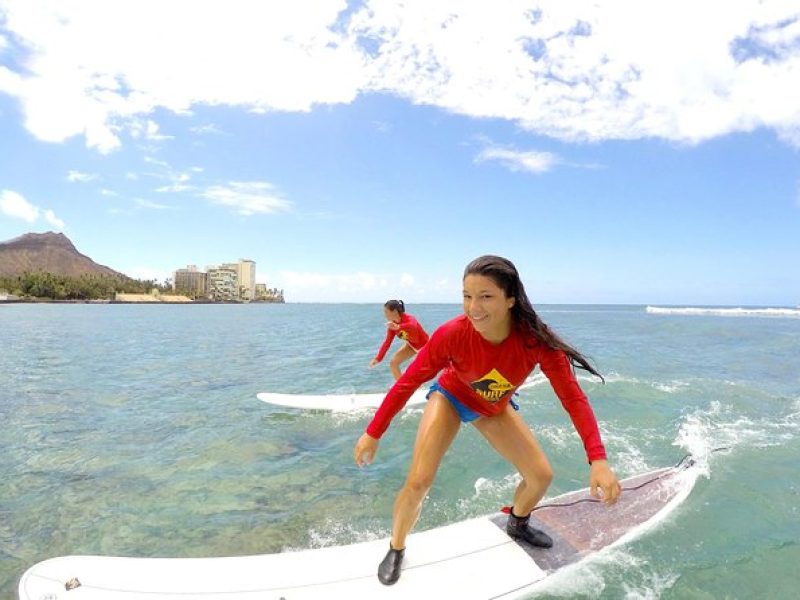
[[646, 306, 800, 318]]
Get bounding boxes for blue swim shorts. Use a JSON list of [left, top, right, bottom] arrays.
[[427, 381, 481, 422], [426, 381, 521, 423]]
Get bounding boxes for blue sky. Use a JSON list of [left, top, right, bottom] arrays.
[[1, 1, 799, 304]]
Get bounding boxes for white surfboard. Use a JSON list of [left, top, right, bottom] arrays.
[[256, 388, 429, 411], [256, 376, 545, 412], [18, 460, 699, 600]]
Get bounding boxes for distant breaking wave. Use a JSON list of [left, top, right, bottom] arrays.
[[646, 306, 800, 318]]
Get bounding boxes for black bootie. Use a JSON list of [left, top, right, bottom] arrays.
[[506, 509, 553, 548], [378, 544, 405, 585]]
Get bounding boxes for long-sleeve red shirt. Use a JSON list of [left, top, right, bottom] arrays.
[[374, 312, 429, 362], [366, 314, 607, 462]]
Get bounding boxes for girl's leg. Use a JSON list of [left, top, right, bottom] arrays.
[[389, 343, 416, 380], [472, 403, 554, 545], [379, 391, 460, 584], [390, 391, 461, 548]]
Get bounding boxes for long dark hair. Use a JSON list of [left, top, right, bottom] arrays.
[[384, 299, 406, 314], [463, 255, 604, 382]]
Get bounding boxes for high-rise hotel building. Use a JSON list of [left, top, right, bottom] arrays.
[[222, 259, 256, 301], [173, 265, 209, 298], [174, 259, 257, 301], [206, 265, 239, 301]]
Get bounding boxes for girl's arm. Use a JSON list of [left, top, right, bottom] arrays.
[[538, 347, 607, 463], [374, 327, 397, 363], [366, 326, 451, 439]]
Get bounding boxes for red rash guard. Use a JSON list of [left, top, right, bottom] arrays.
[[366, 314, 607, 463], [374, 312, 430, 362]]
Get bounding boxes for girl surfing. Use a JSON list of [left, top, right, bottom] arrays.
[[369, 300, 430, 380], [355, 256, 620, 585]]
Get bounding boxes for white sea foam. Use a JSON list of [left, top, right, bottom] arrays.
[[646, 305, 800, 318], [529, 547, 640, 598], [327, 402, 422, 426], [597, 371, 640, 385], [325, 406, 381, 429], [302, 518, 387, 549], [471, 473, 520, 499], [788, 398, 800, 424], [675, 399, 800, 469], [398, 406, 424, 421], [599, 427, 652, 475], [588, 371, 689, 393], [518, 372, 548, 390], [622, 570, 681, 599], [537, 424, 576, 449], [652, 381, 690, 393]]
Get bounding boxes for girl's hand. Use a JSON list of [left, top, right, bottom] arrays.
[[369, 358, 379, 368], [589, 459, 621, 505], [387, 321, 400, 331], [354, 433, 379, 467]]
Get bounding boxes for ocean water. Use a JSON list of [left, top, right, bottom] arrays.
[[1, 303, 799, 599]]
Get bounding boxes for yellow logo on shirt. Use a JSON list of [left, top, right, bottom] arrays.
[[398, 330, 409, 341], [470, 368, 514, 402]]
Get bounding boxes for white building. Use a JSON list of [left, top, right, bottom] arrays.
[[207, 265, 238, 301]]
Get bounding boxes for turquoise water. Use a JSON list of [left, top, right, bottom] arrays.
[[2, 303, 799, 599]]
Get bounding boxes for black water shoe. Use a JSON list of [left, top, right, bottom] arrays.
[[378, 544, 405, 585], [506, 509, 553, 548]]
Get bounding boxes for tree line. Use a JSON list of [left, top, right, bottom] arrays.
[[0, 271, 171, 300]]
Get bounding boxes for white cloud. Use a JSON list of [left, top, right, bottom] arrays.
[[348, 1, 800, 145], [155, 183, 194, 193], [0, 189, 65, 229], [143, 157, 170, 169], [100, 188, 118, 196], [43, 208, 65, 228], [135, 198, 172, 210], [0, 189, 39, 222], [66, 170, 98, 182], [190, 123, 223, 135], [475, 146, 559, 174], [0, 1, 364, 152], [1, 1, 799, 150], [142, 156, 197, 193], [130, 118, 173, 141], [200, 181, 291, 216]]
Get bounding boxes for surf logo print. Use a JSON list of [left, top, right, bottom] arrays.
[[470, 368, 514, 402], [398, 330, 409, 340]]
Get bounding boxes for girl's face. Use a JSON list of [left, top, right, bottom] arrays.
[[383, 307, 401, 323], [463, 274, 515, 341]]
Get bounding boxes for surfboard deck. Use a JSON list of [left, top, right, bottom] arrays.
[[18, 462, 698, 600]]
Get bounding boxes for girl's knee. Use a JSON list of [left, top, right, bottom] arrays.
[[523, 462, 553, 487], [540, 464, 554, 486], [404, 472, 435, 496], [390, 354, 406, 369]]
